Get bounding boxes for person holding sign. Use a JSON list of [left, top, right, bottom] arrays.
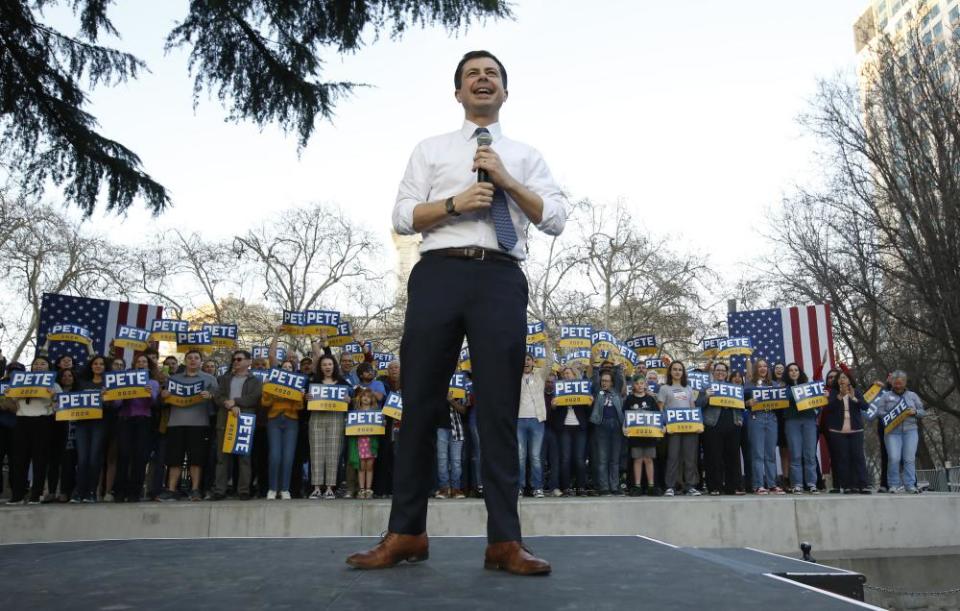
[[518, 345, 553, 498], [349, 388, 381, 499], [116, 355, 160, 503], [349, 50, 563, 576], [589, 370, 625, 496], [74, 355, 115, 502], [623, 379, 661, 496], [657, 361, 700, 497], [783, 363, 819, 494], [158, 350, 217, 502], [872, 371, 925, 493], [698, 363, 745, 496], [261, 360, 304, 500], [553, 367, 590, 497], [745, 359, 786, 495], [212, 350, 263, 501], [308, 347, 350, 500], [6, 357, 61, 504], [823, 372, 870, 494]]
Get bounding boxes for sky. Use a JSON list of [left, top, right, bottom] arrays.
[[40, 0, 869, 282]]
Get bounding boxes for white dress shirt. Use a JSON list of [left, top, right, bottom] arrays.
[[392, 120, 567, 260]]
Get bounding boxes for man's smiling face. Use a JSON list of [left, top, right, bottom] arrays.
[[456, 56, 507, 114]]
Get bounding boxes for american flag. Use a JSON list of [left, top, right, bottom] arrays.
[[727, 304, 835, 381], [39, 293, 164, 367]]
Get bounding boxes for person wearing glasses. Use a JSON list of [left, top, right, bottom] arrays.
[[211, 350, 263, 500]]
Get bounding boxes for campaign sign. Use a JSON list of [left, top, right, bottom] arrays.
[[55, 390, 103, 421], [7, 371, 57, 399], [624, 410, 664, 438], [222, 411, 256, 456], [252, 346, 286, 362], [177, 330, 214, 353], [645, 358, 667, 375], [376, 360, 393, 377], [328, 321, 354, 347], [716, 337, 753, 358], [708, 382, 745, 409], [103, 369, 152, 401], [0, 382, 8, 397], [615, 345, 640, 371], [344, 342, 365, 364], [202, 324, 239, 348], [304, 309, 340, 335], [554, 379, 592, 406], [790, 381, 828, 412], [281, 310, 305, 335], [687, 371, 712, 392], [449, 373, 469, 399], [166, 379, 206, 407], [381, 392, 403, 420], [373, 352, 395, 364], [626, 335, 658, 357], [216, 364, 229, 377], [559, 325, 592, 349], [526, 321, 547, 344], [646, 381, 660, 395], [307, 384, 351, 412], [114, 325, 150, 351], [345, 410, 386, 436], [665, 407, 704, 434], [149, 319, 189, 343], [750, 386, 790, 410], [262, 368, 308, 401], [591, 331, 620, 356], [48, 323, 93, 345], [701, 336, 725, 358], [526, 344, 547, 367], [249, 369, 270, 383], [459, 346, 471, 372], [562, 349, 592, 368], [862, 382, 884, 404], [882, 398, 912, 434]]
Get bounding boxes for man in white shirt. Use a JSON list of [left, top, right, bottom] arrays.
[[347, 50, 565, 576]]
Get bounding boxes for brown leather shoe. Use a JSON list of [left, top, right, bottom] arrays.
[[345, 532, 429, 569], [484, 541, 551, 575]]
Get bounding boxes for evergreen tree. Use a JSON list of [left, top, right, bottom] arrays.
[[0, 0, 510, 215]]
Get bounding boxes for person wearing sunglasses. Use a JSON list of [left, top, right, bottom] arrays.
[[211, 350, 263, 500]]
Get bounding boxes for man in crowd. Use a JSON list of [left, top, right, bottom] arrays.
[[212, 350, 263, 500]]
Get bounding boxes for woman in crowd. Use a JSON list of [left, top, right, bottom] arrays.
[[699, 362, 744, 495], [824, 371, 870, 494], [261, 359, 302, 500], [772, 362, 789, 485], [74, 355, 111, 502], [553, 365, 590, 497], [783, 363, 819, 493], [7, 357, 61, 504], [349, 388, 379, 499], [518, 348, 551, 498], [745, 359, 785, 495], [658, 361, 700, 496], [44, 365, 75, 502], [308, 340, 348, 500], [590, 369, 625, 496], [874, 371, 925, 493], [623, 377, 661, 496], [115, 354, 159, 502]]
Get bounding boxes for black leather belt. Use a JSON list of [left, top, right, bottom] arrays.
[[423, 247, 518, 264]]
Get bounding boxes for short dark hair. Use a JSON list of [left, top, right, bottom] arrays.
[[454, 50, 507, 90], [184, 349, 203, 359], [232, 349, 252, 361]]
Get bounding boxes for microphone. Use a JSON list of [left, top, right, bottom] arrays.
[[476, 131, 493, 183]]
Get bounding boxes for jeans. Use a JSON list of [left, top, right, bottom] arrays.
[[74, 419, 107, 500], [785, 416, 818, 488], [436, 428, 464, 490], [592, 417, 622, 493], [517, 418, 544, 491], [469, 421, 482, 489], [541, 427, 560, 491], [885, 426, 919, 489], [750, 411, 779, 489], [559, 426, 588, 490], [267, 415, 299, 492]]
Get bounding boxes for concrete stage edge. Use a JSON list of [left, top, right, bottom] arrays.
[[0, 536, 882, 610], [2, 494, 957, 555]]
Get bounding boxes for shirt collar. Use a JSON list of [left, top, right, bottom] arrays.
[[461, 120, 503, 142]]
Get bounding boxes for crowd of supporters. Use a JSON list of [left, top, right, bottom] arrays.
[[0, 333, 925, 505]]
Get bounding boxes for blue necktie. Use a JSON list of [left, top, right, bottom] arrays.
[[474, 127, 518, 252]]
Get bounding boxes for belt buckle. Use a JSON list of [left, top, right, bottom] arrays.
[[464, 247, 484, 261]]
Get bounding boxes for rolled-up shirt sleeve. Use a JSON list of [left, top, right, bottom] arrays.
[[393, 144, 431, 235], [525, 149, 567, 236]]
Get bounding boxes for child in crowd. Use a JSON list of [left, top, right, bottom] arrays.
[[624, 378, 661, 496], [349, 388, 379, 499]]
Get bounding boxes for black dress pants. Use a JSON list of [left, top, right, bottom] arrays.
[[828, 430, 868, 489], [12, 416, 51, 501], [388, 255, 527, 543], [703, 412, 743, 494]]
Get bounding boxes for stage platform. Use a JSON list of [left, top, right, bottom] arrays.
[[0, 536, 879, 610], [2, 493, 958, 556]]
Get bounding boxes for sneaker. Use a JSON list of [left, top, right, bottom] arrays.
[[876, 486, 888, 493], [734, 490, 746, 496], [807, 486, 820, 494], [906, 486, 918, 494], [280, 491, 292, 500], [103, 493, 114, 503], [28, 495, 42, 505], [629, 486, 644, 497], [791, 486, 803, 494], [238, 493, 252, 501], [755, 488, 769, 495], [709, 490, 721, 496], [309, 488, 322, 500], [577, 488, 589, 497], [343, 491, 353, 499], [454, 489, 466, 499], [266, 490, 277, 500], [211, 492, 227, 501], [324, 488, 336, 500], [5, 497, 24, 505], [533, 489, 544, 498], [649, 487, 663, 497], [771, 487, 786, 495], [830, 488, 842, 494], [189, 489, 202, 502], [563, 488, 575, 497], [664, 488, 675, 497], [859, 488, 873, 495], [518, 489, 524, 499], [686, 488, 702, 497], [550, 488, 563, 498], [435, 488, 448, 499], [889, 486, 900, 494], [157, 490, 177, 502], [83, 496, 97, 503]]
